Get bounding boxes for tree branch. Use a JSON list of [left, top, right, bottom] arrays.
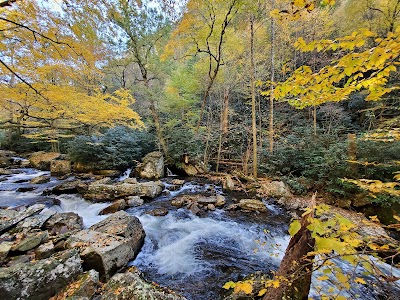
[[0, 0, 16, 8]]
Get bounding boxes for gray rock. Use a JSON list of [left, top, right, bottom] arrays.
[[0, 204, 46, 235], [135, 151, 164, 179], [0, 242, 13, 265], [31, 175, 51, 184], [84, 181, 164, 202], [216, 194, 226, 207], [0, 249, 82, 300], [90, 211, 145, 243], [49, 180, 88, 195], [65, 230, 137, 281], [11, 230, 49, 252], [16, 213, 54, 231], [0, 209, 18, 220], [207, 204, 216, 211], [6, 254, 31, 266], [223, 175, 235, 190], [35, 241, 55, 259], [125, 196, 144, 207], [0, 168, 13, 175], [51, 269, 99, 300], [146, 208, 169, 217], [238, 199, 267, 212], [171, 179, 185, 185], [258, 180, 292, 200], [100, 267, 186, 300], [171, 198, 186, 208], [181, 163, 203, 176], [50, 160, 71, 176], [92, 177, 113, 185], [99, 199, 126, 215], [44, 212, 83, 235], [0, 150, 15, 168], [94, 170, 121, 177], [122, 178, 137, 184]]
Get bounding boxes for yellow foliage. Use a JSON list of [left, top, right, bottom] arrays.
[[0, 1, 143, 142]]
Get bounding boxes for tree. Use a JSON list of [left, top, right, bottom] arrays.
[[0, 1, 143, 151], [163, 0, 242, 133], [104, 0, 171, 158]]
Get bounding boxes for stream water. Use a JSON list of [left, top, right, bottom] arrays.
[[1, 166, 399, 300]]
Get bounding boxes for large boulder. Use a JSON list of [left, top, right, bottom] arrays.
[[257, 180, 293, 200], [66, 212, 145, 280], [100, 267, 186, 300], [29, 152, 61, 171], [65, 230, 136, 281], [84, 181, 164, 202], [50, 160, 71, 176], [0, 249, 82, 300], [135, 151, 164, 179], [90, 211, 145, 246]]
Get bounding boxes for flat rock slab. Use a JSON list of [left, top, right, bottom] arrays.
[[11, 230, 49, 252], [84, 181, 164, 202], [0, 249, 82, 300], [0, 204, 45, 235]]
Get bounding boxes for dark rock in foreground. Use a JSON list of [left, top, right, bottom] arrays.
[[0, 249, 82, 300]]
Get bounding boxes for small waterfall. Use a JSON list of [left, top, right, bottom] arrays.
[[118, 168, 132, 181], [166, 167, 177, 177], [51, 194, 109, 228]]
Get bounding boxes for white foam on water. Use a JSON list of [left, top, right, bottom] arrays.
[[52, 194, 109, 228], [132, 211, 290, 277], [118, 168, 132, 181]]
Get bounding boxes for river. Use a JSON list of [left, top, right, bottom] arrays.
[[1, 166, 399, 299]]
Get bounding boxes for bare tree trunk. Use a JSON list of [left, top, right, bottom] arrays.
[[250, 15, 258, 178], [313, 105, 317, 136], [269, 0, 275, 154], [149, 101, 169, 159], [217, 88, 229, 173]]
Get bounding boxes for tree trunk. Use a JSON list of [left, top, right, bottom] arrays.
[[313, 105, 317, 136], [149, 101, 169, 159], [269, 1, 275, 154], [217, 88, 229, 173], [250, 15, 258, 178], [263, 204, 315, 300]]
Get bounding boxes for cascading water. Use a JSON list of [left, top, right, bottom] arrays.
[[129, 209, 290, 299]]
